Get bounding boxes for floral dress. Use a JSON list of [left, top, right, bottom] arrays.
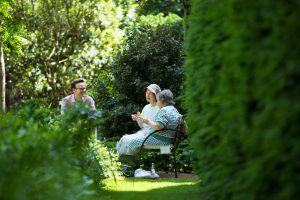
[[116, 105, 181, 156]]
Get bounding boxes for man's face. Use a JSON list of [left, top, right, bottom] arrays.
[[73, 82, 86, 98]]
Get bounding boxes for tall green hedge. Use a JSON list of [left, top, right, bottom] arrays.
[[185, 0, 300, 199]]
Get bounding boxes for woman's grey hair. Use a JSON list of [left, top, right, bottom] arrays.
[[157, 89, 175, 105]]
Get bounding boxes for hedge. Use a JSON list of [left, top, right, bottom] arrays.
[[184, 0, 300, 199]]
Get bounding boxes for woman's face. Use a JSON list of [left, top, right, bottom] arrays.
[[145, 89, 156, 103]]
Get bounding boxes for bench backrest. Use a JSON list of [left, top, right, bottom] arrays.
[[172, 115, 188, 150]]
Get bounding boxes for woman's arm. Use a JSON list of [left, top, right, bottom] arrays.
[[132, 114, 144, 128], [138, 116, 163, 130]]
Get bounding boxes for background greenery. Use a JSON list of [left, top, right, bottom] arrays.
[[3, 0, 187, 138], [1, 1, 192, 199], [93, 13, 184, 137], [2, 0, 299, 199], [185, 0, 300, 199], [0, 101, 122, 200]]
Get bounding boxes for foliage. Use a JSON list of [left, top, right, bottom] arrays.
[[138, 13, 183, 27], [94, 13, 184, 137], [185, 0, 300, 199], [0, 0, 27, 112], [0, 102, 121, 199], [141, 138, 193, 173], [0, 0, 26, 55], [5, 0, 137, 108], [83, 139, 123, 187], [136, 0, 183, 17], [0, 106, 92, 199]]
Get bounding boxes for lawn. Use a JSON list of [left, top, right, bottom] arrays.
[[100, 178, 201, 200]]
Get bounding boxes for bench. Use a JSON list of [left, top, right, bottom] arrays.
[[138, 115, 188, 178]]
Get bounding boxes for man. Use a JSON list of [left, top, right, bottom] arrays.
[[60, 78, 95, 114]]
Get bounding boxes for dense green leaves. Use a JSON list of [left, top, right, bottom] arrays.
[[0, 102, 121, 199], [1, 2, 192, 197], [94, 13, 184, 137], [185, 0, 300, 199], [6, 0, 137, 108], [137, 0, 183, 17]]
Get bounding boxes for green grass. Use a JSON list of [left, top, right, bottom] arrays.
[[100, 178, 201, 200]]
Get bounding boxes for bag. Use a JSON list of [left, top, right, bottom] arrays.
[[134, 168, 159, 179]]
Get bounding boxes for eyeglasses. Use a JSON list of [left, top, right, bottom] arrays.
[[75, 87, 86, 91]]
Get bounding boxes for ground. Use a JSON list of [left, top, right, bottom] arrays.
[[156, 171, 198, 179], [101, 175, 200, 200]]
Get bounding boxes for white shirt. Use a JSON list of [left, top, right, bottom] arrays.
[[60, 94, 95, 114], [141, 104, 160, 132]]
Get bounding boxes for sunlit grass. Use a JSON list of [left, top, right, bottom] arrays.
[[104, 178, 199, 192], [100, 178, 201, 200]]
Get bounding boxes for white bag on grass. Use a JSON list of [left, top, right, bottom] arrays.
[[134, 168, 159, 179]]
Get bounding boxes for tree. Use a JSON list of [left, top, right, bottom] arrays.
[[136, 0, 183, 16], [6, 0, 136, 108], [0, 1, 10, 113], [0, 36, 5, 113], [94, 13, 184, 137], [0, 0, 26, 112]]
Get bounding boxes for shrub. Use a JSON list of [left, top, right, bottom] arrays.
[[185, 0, 300, 199], [0, 102, 121, 199], [94, 14, 185, 138], [0, 109, 92, 200]]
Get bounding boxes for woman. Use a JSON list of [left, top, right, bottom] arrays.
[[117, 89, 181, 156], [116, 84, 161, 155]]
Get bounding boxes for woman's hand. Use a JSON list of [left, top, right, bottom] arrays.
[[138, 115, 163, 130], [131, 114, 138, 121], [137, 115, 148, 124], [132, 111, 142, 120], [131, 111, 141, 121]]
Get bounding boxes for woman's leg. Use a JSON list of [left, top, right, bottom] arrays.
[[116, 130, 146, 156]]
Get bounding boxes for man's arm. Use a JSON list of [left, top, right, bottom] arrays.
[[60, 98, 68, 114], [86, 96, 96, 110]]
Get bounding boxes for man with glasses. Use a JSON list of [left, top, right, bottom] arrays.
[[60, 78, 95, 114]]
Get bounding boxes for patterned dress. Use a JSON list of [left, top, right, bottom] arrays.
[[116, 104, 159, 156], [116, 105, 181, 156]]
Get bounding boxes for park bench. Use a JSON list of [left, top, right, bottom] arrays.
[[138, 115, 188, 178]]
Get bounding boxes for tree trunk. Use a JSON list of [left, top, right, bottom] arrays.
[[0, 37, 6, 113]]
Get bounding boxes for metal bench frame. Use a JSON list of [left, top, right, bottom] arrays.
[[137, 115, 187, 178]]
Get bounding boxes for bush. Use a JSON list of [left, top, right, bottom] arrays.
[[94, 14, 185, 138], [0, 102, 121, 199], [185, 0, 300, 199], [0, 109, 91, 200], [136, 0, 183, 17]]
